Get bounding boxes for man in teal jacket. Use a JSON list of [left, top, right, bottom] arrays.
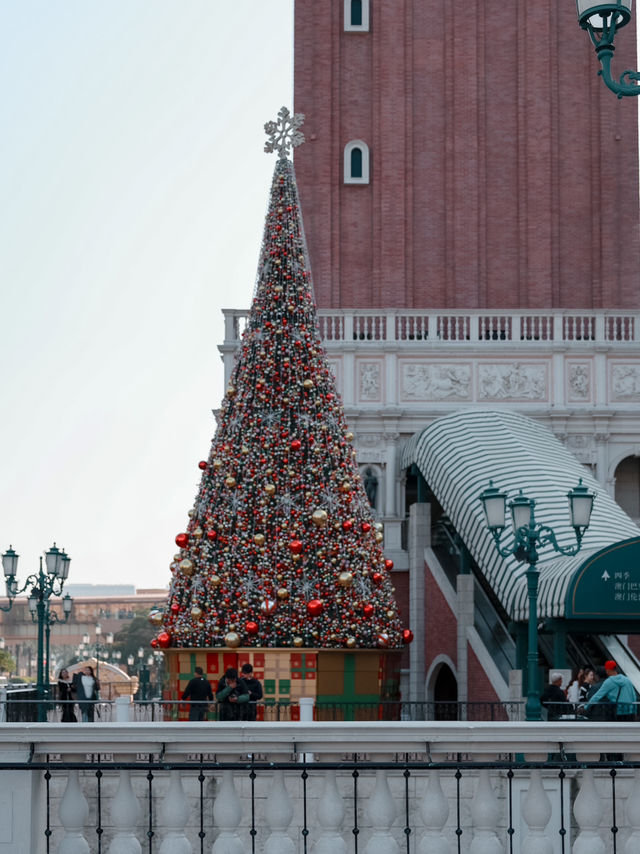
[[584, 660, 637, 721]]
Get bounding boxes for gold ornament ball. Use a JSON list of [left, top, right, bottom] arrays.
[[311, 509, 328, 528], [265, 483, 276, 496], [180, 559, 194, 576], [224, 631, 240, 648], [193, 527, 203, 540], [374, 522, 384, 531], [338, 571, 354, 588], [345, 431, 354, 442], [254, 533, 266, 546], [188, 510, 195, 518], [241, 445, 250, 455], [213, 459, 222, 470], [375, 532, 384, 543], [293, 636, 304, 647], [148, 610, 163, 626], [341, 481, 352, 493], [277, 587, 289, 600], [191, 606, 203, 620], [387, 609, 396, 618], [211, 574, 221, 587], [303, 379, 313, 389], [227, 385, 236, 397], [346, 637, 357, 649], [225, 476, 237, 488]]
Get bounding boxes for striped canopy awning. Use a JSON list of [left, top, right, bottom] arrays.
[[402, 410, 639, 621]]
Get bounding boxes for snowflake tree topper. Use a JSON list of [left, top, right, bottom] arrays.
[[264, 106, 305, 159]]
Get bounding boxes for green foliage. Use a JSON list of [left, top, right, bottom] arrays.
[[113, 615, 156, 660], [0, 649, 16, 673]]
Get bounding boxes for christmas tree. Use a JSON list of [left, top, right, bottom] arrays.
[[155, 109, 406, 652]]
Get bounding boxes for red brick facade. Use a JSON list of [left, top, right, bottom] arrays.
[[294, 1, 640, 310]]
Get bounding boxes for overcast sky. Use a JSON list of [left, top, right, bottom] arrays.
[[0, 2, 294, 590]]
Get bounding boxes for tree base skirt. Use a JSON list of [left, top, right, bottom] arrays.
[[163, 647, 402, 721]]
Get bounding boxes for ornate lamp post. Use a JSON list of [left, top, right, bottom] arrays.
[[2, 544, 73, 721], [575, 1, 640, 97], [81, 624, 114, 679], [479, 479, 595, 721]]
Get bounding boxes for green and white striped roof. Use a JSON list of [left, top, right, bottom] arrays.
[[402, 410, 639, 621]]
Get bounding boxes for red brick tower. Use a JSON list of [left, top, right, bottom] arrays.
[[294, 1, 639, 310]]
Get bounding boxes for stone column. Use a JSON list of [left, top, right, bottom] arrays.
[[409, 502, 430, 703], [456, 574, 474, 710]]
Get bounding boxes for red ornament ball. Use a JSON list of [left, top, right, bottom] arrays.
[[290, 439, 302, 451], [307, 599, 324, 617], [372, 572, 384, 586], [376, 632, 390, 648], [290, 540, 303, 555], [157, 632, 171, 649], [361, 522, 372, 533], [245, 620, 259, 635], [342, 520, 353, 531], [363, 603, 374, 618], [402, 629, 414, 644], [198, 461, 208, 470], [206, 529, 217, 541], [384, 559, 394, 571], [175, 533, 189, 548], [150, 638, 158, 649], [170, 602, 180, 613]]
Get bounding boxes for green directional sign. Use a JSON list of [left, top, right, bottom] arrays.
[[566, 537, 640, 619]]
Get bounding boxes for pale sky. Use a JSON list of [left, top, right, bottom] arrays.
[[0, 2, 294, 590]]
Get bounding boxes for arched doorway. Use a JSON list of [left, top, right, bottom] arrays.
[[433, 663, 458, 721], [614, 456, 640, 524]]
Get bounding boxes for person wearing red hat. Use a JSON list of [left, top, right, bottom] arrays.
[[583, 661, 637, 721]]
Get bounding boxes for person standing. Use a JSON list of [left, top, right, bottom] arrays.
[[72, 665, 100, 722], [240, 663, 263, 721], [57, 668, 76, 723], [540, 672, 568, 721], [216, 667, 250, 721], [181, 666, 213, 721], [584, 660, 637, 721]]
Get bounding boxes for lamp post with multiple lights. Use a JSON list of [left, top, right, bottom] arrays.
[[81, 624, 114, 680], [479, 479, 595, 721], [2, 544, 73, 721]]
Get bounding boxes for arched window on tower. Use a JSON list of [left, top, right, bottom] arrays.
[[344, 140, 370, 184], [344, 0, 370, 32]]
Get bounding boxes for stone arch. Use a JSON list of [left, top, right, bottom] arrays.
[[614, 454, 640, 522], [425, 655, 458, 720]]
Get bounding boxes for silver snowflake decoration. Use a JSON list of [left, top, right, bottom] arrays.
[[295, 575, 315, 599], [264, 107, 305, 159]]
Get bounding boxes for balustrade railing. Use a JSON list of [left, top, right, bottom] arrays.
[[1, 696, 529, 723], [1, 722, 640, 853], [223, 308, 640, 345]]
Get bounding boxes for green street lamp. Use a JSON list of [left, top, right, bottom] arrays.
[[479, 479, 595, 721], [576, 1, 640, 97], [82, 624, 114, 679], [2, 544, 73, 721]]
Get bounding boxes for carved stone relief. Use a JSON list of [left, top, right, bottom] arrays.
[[327, 359, 341, 392], [478, 363, 546, 400], [568, 363, 591, 401], [565, 433, 597, 465], [401, 363, 471, 400], [611, 365, 640, 401], [359, 361, 382, 401], [354, 433, 386, 463]]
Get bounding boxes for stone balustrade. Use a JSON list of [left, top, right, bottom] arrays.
[[0, 720, 639, 853], [222, 308, 640, 345]]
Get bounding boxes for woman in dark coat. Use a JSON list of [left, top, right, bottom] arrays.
[[57, 668, 76, 722]]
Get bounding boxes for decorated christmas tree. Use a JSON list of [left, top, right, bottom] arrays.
[[154, 109, 408, 654]]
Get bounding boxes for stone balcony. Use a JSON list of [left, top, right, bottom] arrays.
[[1, 715, 639, 853]]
